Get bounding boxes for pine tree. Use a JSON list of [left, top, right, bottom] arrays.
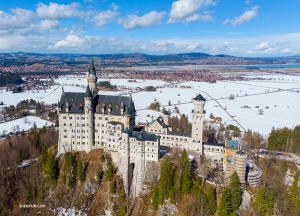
[[152, 186, 159, 208], [105, 161, 114, 181], [230, 171, 242, 211], [162, 106, 166, 114], [76, 156, 85, 182], [217, 187, 233, 216], [254, 186, 267, 214], [168, 100, 171, 106], [158, 155, 173, 204], [109, 180, 116, 194], [207, 185, 217, 214], [291, 171, 300, 212], [181, 149, 192, 194]]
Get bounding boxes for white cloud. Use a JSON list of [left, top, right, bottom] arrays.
[[167, 0, 215, 23], [36, 2, 84, 19], [223, 6, 259, 26], [52, 32, 88, 49], [118, 11, 166, 30], [93, 3, 119, 28], [0, 8, 35, 30], [283, 48, 291, 53], [253, 41, 271, 51], [212, 42, 229, 52], [245, 0, 251, 4]]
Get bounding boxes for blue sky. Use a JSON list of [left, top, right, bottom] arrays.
[[0, 0, 299, 56]]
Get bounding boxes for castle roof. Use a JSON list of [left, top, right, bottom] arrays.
[[130, 130, 157, 142], [225, 139, 239, 149], [58, 93, 135, 115], [85, 85, 92, 98], [87, 59, 96, 75], [194, 94, 206, 101]]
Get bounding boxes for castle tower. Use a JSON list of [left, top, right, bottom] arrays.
[[84, 85, 94, 152], [86, 59, 98, 94], [163, 110, 169, 125], [190, 94, 206, 153]]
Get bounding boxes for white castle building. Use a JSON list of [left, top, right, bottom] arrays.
[[57, 60, 212, 195]]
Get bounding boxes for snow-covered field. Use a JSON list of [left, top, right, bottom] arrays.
[[1, 74, 299, 136], [0, 116, 53, 135]]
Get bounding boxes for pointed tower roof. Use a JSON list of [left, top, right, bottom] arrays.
[[57, 100, 61, 108], [62, 86, 64, 94], [194, 94, 206, 101], [88, 58, 96, 75], [85, 85, 92, 98]]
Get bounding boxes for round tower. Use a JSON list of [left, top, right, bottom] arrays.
[[163, 109, 169, 125], [86, 59, 98, 94], [190, 94, 206, 153], [84, 85, 94, 152]]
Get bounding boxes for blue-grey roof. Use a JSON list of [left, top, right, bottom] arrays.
[[85, 85, 92, 97], [59, 92, 135, 115], [130, 130, 157, 142], [87, 59, 96, 75], [194, 94, 206, 101], [225, 140, 239, 149]]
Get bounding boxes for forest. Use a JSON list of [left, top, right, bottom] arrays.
[[0, 72, 24, 87]]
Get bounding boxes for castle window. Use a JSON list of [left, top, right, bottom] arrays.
[[81, 117, 85, 120], [64, 135, 67, 138], [115, 104, 119, 108], [105, 117, 108, 120], [73, 102, 76, 106], [70, 123, 72, 126], [63, 116, 66, 119], [152, 155, 153, 158], [152, 149, 154, 152], [72, 141, 74, 144], [77, 117, 79, 120], [64, 130, 67, 132], [82, 142, 85, 144], [99, 117, 102, 120], [64, 123, 66, 126]]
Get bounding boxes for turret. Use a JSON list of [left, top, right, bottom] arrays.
[[84, 85, 94, 152], [57, 100, 61, 112], [190, 93, 206, 153], [163, 109, 169, 125], [86, 58, 98, 94]]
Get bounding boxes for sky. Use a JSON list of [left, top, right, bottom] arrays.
[[0, 0, 299, 56]]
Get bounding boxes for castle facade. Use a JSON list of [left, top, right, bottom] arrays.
[[57, 60, 207, 195]]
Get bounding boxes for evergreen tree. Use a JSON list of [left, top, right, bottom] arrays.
[[254, 186, 267, 214], [207, 185, 217, 214], [151, 186, 159, 208], [76, 156, 85, 182], [161, 106, 166, 114], [105, 161, 114, 181], [158, 155, 173, 204], [229, 171, 242, 211], [181, 149, 192, 194], [217, 187, 233, 216], [109, 180, 116, 194], [290, 171, 300, 212], [168, 100, 171, 106]]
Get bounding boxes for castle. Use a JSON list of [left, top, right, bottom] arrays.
[[57, 60, 210, 195]]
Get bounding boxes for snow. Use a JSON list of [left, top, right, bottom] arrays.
[[1, 74, 299, 136], [0, 116, 53, 135], [55, 207, 87, 216]]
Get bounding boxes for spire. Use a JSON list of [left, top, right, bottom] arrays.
[[88, 58, 96, 75], [85, 84, 92, 98], [125, 107, 129, 115], [57, 100, 61, 108]]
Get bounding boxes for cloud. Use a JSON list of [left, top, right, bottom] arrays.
[[52, 32, 88, 49], [0, 8, 35, 30], [92, 3, 119, 28], [212, 42, 229, 52], [247, 42, 279, 54], [36, 2, 84, 19], [223, 6, 259, 26], [283, 48, 291, 53], [118, 11, 166, 30], [167, 0, 215, 23], [245, 0, 251, 4]]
